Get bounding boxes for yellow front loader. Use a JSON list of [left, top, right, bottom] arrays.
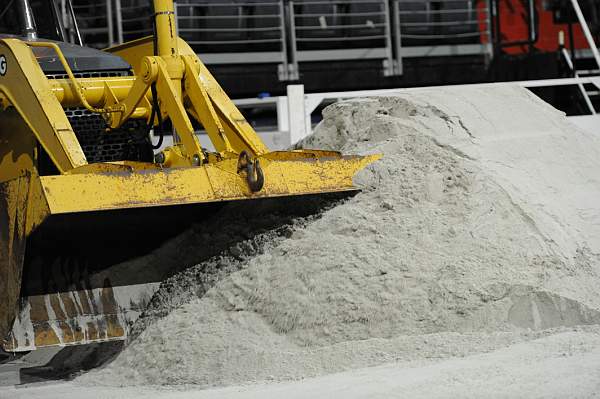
[[0, 0, 378, 352]]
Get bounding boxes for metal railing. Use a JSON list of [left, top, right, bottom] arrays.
[[288, 0, 395, 77], [175, 0, 291, 78], [71, 0, 113, 47], [116, 0, 153, 43], [67, 0, 495, 80], [392, 0, 492, 74]]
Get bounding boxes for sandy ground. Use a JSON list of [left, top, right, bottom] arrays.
[[78, 85, 600, 389], [3, 84, 600, 397], [4, 326, 600, 398]]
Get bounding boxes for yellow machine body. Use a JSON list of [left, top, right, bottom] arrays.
[[0, 0, 379, 352]]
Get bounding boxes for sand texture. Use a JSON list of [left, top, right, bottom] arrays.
[[81, 85, 600, 388]]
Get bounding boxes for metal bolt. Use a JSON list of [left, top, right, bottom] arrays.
[[192, 154, 201, 166], [155, 152, 166, 164]]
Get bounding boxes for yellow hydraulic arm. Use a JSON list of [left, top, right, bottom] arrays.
[[0, 0, 271, 174], [45, 0, 270, 169], [0, 39, 87, 175]]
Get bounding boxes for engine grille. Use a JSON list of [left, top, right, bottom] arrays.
[[45, 71, 127, 80], [46, 70, 153, 163], [65, 108, 153, 163]]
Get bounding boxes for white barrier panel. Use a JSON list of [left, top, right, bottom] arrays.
[[154, 78, 600, 152]]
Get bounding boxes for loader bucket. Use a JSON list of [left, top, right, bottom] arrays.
[[1, 150, 380, 351]]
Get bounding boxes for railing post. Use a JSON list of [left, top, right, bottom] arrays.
[[287, 1, 300, 81], [392, 0, 403, 75], [484, 0, 493, 60], [277, 96, 290, 139], [277, 0, 290, 81], [383, 0, 397, 76], [115, 0, 123, 44], [107, 0, 114, 46], [287, 84, 306, 146]]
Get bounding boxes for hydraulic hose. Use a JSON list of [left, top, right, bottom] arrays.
[[149, 8, 164, 150]]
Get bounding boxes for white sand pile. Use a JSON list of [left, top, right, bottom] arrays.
[[82, 85, 600, 387]]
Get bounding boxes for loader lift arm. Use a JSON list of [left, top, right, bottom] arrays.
[[36, 0, 269, 170]]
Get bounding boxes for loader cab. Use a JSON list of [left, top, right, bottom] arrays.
[[0, 0, 79, 43], [1, 0, 130, 74], [0, 0, 153, 172]]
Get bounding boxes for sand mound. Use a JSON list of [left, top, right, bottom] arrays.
[[83, 85, 600, 387]]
